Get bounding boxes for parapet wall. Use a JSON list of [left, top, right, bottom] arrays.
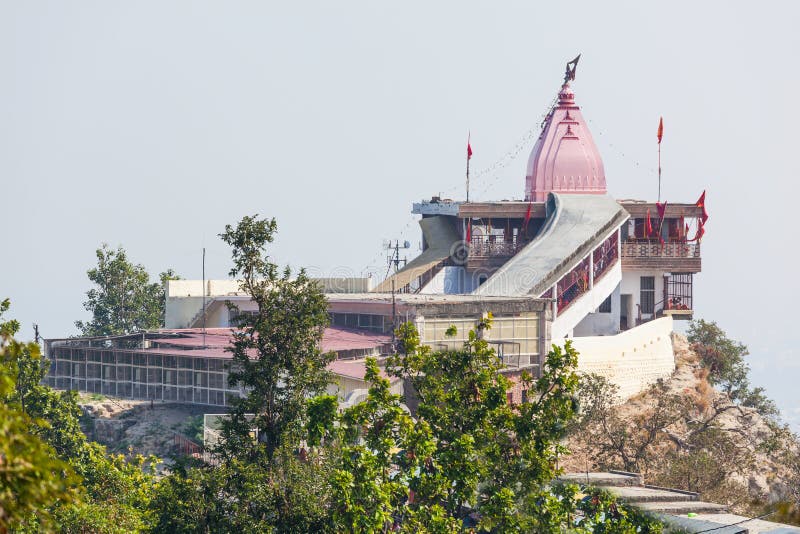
[[570, 317, 675, 400]]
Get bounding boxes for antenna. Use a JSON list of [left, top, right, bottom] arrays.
[[384, 239, 411, 279]]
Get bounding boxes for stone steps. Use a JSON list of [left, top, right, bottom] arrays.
[[636, 500, 729, 515], [559, 470, 642, 487], [562, 471, 729, 518]]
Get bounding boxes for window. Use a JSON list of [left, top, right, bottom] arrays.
[[640, 276, 655, 314], [666, 273, 693, 310], [598, 295, 612, 313]]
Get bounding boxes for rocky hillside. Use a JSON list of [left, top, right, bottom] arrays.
[[78, 395, 207, 467], [561, 333, 800, 516]]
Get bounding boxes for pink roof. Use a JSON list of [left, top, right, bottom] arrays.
[[321, 328, 392, 352], [145, 327, 391, 359], [525, 82, 606, 202]]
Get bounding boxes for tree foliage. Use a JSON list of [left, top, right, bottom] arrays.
[[76, 244, 179, 336], [0, 299, 78, 532], [329, 319, 659, 532], [2, 298, 159, 533], [688, 319, 778, 418], [150, 450, 333, 534], [570, 320, 798, 517], [217, 215, 334, 463]]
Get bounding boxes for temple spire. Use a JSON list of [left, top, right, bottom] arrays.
[[525, 56, 606, 202]]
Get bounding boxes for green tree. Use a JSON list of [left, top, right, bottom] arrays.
[[151, 452, 333, 534], [0, 299, 78, 532], [2, 297, 159, 533], [217, 215, 334, 463], [688, 319, 778, 418], [75, 244, 180, 336], [332, 319, 659, 532]]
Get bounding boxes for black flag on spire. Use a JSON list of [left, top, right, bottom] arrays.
[[564, 54, 581, 84]]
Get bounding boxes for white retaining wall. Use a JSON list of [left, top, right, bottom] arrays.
[[570, 316, 675, 400]]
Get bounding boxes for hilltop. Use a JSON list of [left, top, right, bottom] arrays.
[[562, 332, 800, 519]]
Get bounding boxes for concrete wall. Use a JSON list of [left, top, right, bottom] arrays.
[[573, 284, 621, 337], [167, 278, 374, 298], [570, 316, 675, 400], [326, 375, 403, 401], [168, 280, 244, 298], [620, 270, 666, 324], [166, 278, 373, 329], [165, 296, 206, 329], [419, 266, 477, 294]]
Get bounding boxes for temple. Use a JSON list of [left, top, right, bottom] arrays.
[[45, 58, 707, 407]]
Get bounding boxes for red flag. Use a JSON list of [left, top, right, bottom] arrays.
[[684, 222, 690, 240], [696, 220, 705, 243], [522, 201, 533, 233], [657, 117, 664, 144], [688, 219, 705, 243], [466, 219, 472, 242], [645, 208, 654, 237], [656, 201, 667, 221], [696, 190, 709, 224], [467, 133, 473, 160], [695, 190, 706, 208]]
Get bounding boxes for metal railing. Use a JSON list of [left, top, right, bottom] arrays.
[[593, 233, 619, 282], [621, 241, 700, 258], [468, 236, 526, 258]]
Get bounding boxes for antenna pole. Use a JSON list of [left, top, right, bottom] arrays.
[[202, 247, 206, 349], [391, 279, 397, 344]]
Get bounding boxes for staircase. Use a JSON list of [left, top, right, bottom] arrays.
[[559, 471, 749, 533]]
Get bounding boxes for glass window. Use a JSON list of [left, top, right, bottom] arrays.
[[640, 276, 655, 314], [147, 367, 161, 384]]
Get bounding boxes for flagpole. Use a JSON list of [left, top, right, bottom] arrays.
[[658, 143, 661, 203], [657, 117, 663, 203], [466, 158, 470, 203], [466, 132, 471, 203]]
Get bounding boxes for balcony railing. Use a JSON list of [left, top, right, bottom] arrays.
[[593, 232, 619, 283], [468, 236, 526, 258], [621, 240, 700, 258], [556, 256, 591, 315]]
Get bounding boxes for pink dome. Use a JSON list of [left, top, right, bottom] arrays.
[[525, 83, 606, 201]]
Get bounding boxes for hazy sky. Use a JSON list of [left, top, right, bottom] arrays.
[[2, 1, 798, 428]]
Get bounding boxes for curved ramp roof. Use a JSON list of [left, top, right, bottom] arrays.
[[473, 193, 628, 297], [373, 216, 460, 292]]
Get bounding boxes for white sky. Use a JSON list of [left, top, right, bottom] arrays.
[[1, 1, 798, 429]]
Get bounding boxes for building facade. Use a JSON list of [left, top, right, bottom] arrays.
[[46, 59, 706, 406]]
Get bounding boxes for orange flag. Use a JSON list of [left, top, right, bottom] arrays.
[[657, 117, 664, 144]]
